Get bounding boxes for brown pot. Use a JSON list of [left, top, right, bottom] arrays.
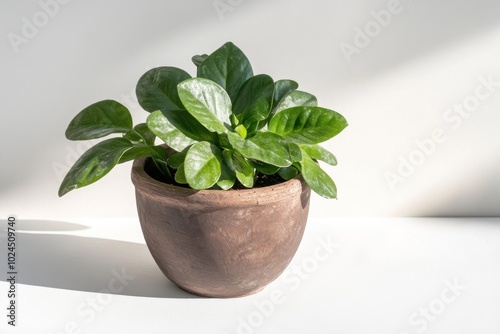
[[131, 157, 311, 298]]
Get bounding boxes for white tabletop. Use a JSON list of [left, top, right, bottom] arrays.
[[1, 217, 499, 334]]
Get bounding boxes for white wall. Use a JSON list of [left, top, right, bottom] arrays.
[[1, 0, 499, 219]]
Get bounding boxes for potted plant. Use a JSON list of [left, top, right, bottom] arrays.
[[59, 42, 348, 297]]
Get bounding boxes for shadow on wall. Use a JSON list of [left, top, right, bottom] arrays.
[[401, 159, 500, 217], [0, 220, 198, 299], [338, 0, 500, 79]]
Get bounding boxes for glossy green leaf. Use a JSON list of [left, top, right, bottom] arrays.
[[178, 78, 232, 134], [58, 138, 134, 196], [217, 155, 236, 190], [234, 124, 247, 139], [197, 42, 253, 102], [222, 150, 235, 170], [123, 123, 156, 146], [268, 106, 348, 144], [278, 166, 299, 180], [233, 74, 275, 127], [272, 79, 298, 109], [169, 148, 188, 169], [300, 153, 337, 199], [227, 131, 291, 167], [65, 100, 133, 140], [122, 130, 142, 143], [272, 90, 317, 115], [118, 145, 170, 178], [146, 110, 197, 151], [288, 142, 302, 162], [118, 145, 165, 164], [192, 54, 208, 67], [300, 144, 337, 166], [217, 133, 232, 150], [253, 160, 280, 175], [136, 67, 191, 112], [184, 141, 222, 189], [159, 110, 217, 143], [174, 163, 188, 184], [134, 123, 156, 146], [230, 114, 240, 127], [223, 150, 254, 188]]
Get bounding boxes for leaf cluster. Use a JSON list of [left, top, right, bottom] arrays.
[[59, 42, 347, 198]]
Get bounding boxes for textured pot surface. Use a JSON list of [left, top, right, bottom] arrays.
[[131, 157, 311, 298]]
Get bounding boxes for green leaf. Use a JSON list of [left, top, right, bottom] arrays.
[[272, 90, 317, 115], [278, 166, 299, 180], [222, 150, 236, 171], [269, 106, 348, 144], [146, 110, 197, 151], [217, 155, 236, 190], [197, 42, 253, 102], [234, 124, 247, 139], [288, 142, 302, 162], [118, 145, 170, 178], [300, 144, 337, 166], [58, 138, 134, 196], [233, 74, 275, 127], [227, 131, 292, 167], [159, 110, 217, 144], [136, 67, 191, 112], [230, 114, 240, 127], [178, 78, 232, 134], [184, 141, 222, 189], [192, 54, 208, 67], [123, 123, 156, 146], [253, 160, 280, 175], [174, 163, 188, 184], [300, 153, 337, 199], [65, 100, 133, 140], [118, 145, 165, 164], [134, 123, 156, 146], [169, 148, 188, 169], [223, 150, 254, 188], [217, 133, 232, 150], [122, 130, 142, 143], [272, 79, 298, 109]]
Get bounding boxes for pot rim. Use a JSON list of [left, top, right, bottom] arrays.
[[131, 157, 310, 205]]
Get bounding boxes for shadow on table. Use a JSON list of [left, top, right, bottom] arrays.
[[0, 220, 199, 299]]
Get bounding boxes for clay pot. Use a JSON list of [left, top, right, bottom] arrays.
[[131, 157, 311, 298]]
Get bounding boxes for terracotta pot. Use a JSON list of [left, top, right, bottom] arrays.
[[131, 157, 311, 298]]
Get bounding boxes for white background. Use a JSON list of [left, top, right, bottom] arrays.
[[1, 0, 500, 219]]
